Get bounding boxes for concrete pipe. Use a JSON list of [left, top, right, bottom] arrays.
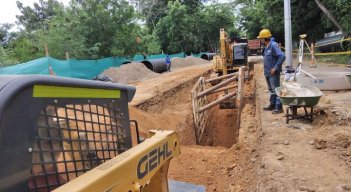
[[200, 53, 216, 61], [316, 34, 348, 53], [141, 58, 168, 73]]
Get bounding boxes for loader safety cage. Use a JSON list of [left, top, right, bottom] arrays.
[[0, 75, 136, 192]]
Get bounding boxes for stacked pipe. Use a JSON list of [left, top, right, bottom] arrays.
[[315, 34, 348, 53], [200, 53, 215, 61], [141, 59, 168, 73]]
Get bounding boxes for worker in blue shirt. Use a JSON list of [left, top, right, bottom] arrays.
[[166, 54, 171, 72], [257, 29, 286, 114]]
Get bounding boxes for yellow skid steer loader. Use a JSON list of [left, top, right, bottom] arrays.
[[0, 75, 185, 192]]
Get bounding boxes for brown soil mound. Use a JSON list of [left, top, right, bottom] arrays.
[[101, 62, 159, 84], [171, 56, 210, 69], [185, 56, 211, 64]]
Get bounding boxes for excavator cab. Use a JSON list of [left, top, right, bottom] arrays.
[[212, 28, 248, 76]]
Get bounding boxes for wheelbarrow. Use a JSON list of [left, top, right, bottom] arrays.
[[276, 83, 323, 124]]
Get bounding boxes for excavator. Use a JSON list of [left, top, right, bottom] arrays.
[[212, 28, 248, 76], [204, 29, 249, 110], [0, 75, 202, 192]]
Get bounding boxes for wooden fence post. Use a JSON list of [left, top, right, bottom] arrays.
[[45, 44, 49, 57], [310, 43, 316, 68], [237, 67, 245, 111]]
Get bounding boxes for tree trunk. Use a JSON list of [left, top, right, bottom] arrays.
[[314, 0, 346, 35]]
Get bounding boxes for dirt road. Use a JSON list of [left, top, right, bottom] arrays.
[[256, 63, 351, 192]]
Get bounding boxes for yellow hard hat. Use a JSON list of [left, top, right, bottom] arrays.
[[257, 29, 272, 39]]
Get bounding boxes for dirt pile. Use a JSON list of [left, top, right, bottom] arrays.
[[185, 56, 211, 64], [171, 56, 210, 69], [314, 106, 351, 126], [313, 133, 351, 166], [101, 62, 159, 84]]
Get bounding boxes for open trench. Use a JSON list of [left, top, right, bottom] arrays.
[[129, 66, 259, 191], [132, 74, 239, 148]]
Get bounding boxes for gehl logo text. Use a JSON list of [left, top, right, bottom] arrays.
[[137, 142, 172, 179]]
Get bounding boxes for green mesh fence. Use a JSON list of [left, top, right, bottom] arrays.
[[0, 52, 206, 79]]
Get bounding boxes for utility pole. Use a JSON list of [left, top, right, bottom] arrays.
[[284, 0, 293, 67]]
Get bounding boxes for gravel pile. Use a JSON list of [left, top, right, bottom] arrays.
[[101, 62, 159, 84]]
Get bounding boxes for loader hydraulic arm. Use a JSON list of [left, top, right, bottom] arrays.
[[54, 130, 180, 192]]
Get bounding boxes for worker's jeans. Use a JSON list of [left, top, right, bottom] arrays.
[[265, 74, 282, 109], [167, 63, 171, 72]]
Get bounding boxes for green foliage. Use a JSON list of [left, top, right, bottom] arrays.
[[6, 33, 42, 62], [138, 29, 161, 54], [8, 0, 144, 61], [139, 0, 204, 31], [0, 23, 16, 47], [1, 0, 349, 65], [200, 4, 238, 51], [16, 0, 64, 31], [237, 0, 350, 43], [67, 0, 138, 58], [0, 45, 18, 66], [111, 24, 141, 56], [155, 1, 236, 53], [36, 12, 88, 59], [316, 55, 350, 65], [319, 0, 351, 36], [155, 1, 195, 53]]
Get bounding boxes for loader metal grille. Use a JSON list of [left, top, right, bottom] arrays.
[[28, 101, 128, 191]]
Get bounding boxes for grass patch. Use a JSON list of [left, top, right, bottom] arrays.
[[315, 55, 350, 64]]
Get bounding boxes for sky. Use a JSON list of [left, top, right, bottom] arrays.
[[0, 0, 70, 25]]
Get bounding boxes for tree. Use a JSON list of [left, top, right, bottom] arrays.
[[67, 0, 138, 58], [0, 45, 18, 66], [237, 0, 350, 44], [154, 1, 237, 53], [315, 0, 345, 35], [139, 0, 169, 30], [138, 0, 204, 31], [155, 1, 198, 53], [0, 23, 15, 47], [317, 0, 350, 36], [16, 0, 64, 31], [199, 4, 238, 51], [6, 32, 42, 62], [36, 17, 88, 59]]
